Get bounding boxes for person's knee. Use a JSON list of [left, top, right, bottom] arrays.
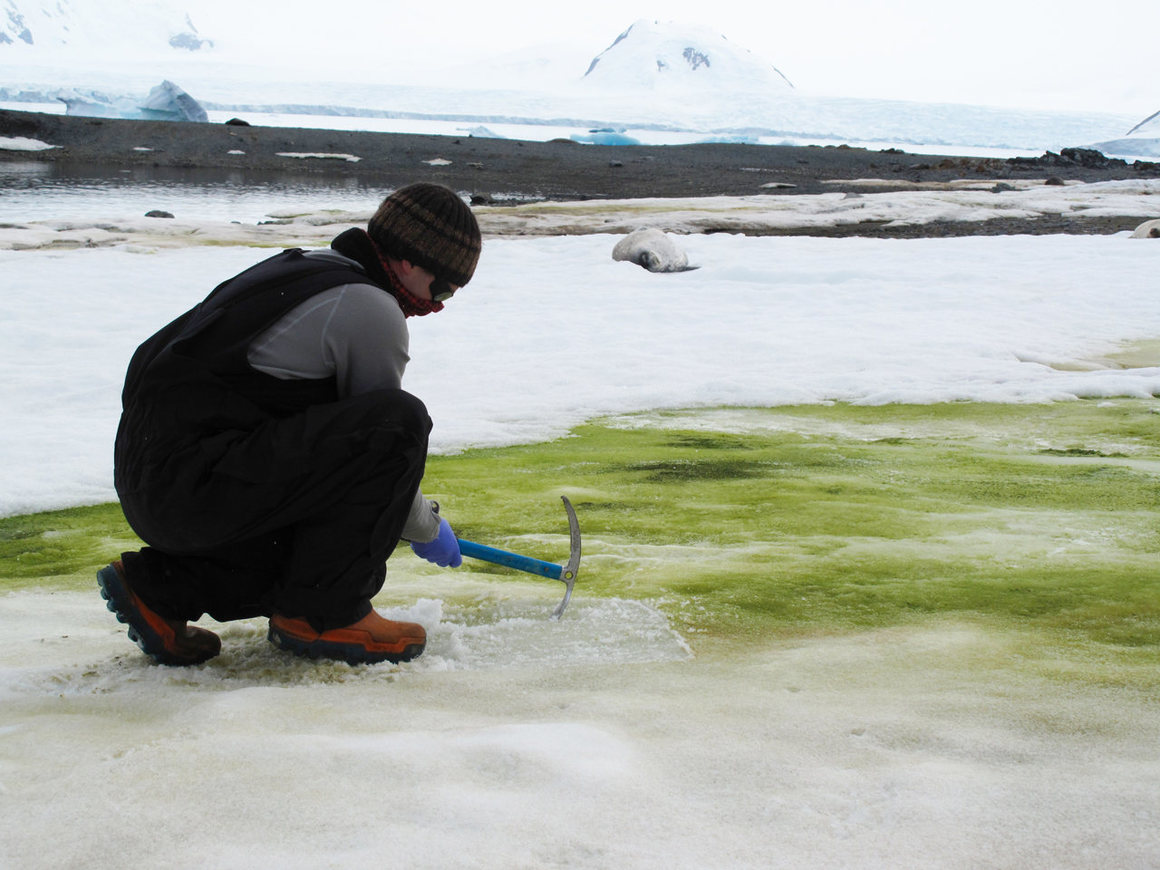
[[388, 390, 432, 436], [358, 389, 431, 457]]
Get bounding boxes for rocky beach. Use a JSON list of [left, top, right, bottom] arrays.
[[4, 107, 1160, 238]]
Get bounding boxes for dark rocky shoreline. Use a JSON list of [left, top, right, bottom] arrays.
[[3, 107, 1158, 237]]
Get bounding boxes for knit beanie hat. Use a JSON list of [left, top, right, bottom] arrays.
[[368, 183, 482, 288]]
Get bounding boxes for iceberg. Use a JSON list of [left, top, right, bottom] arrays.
[[138, 80, 208, 122], [570, 130, 642, 145], [58, 80, 208, 123]]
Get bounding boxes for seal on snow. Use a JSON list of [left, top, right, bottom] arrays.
[[1130, 218, 1160, 238], [612, 228, 696, 272]]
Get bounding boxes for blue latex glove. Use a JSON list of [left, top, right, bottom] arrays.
[[410, 517, 462, 567]]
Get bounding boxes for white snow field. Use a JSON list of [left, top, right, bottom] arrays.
[[2, 190, 1160, 868], [3, 596, 1158, 869], [3, 197, 1160, 517]]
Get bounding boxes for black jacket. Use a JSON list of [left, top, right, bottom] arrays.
[[114, 239, 384, 501]]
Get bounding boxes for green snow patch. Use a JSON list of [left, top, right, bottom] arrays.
[[3, 401, 1158, 684]]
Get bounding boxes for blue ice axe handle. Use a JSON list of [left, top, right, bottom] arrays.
[[456, 496, 581, 619]]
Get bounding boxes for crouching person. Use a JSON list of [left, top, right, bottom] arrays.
[[97, 183, 481, 666]]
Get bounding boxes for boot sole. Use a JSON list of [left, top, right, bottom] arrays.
[[97, 563, 218, 666], [267, 623, 425, 666]]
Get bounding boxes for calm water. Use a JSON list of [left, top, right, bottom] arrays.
[[0, 161, 393, 223]]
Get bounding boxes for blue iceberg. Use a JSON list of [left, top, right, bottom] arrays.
[[58, 80, 208, 123], [570, 130, 642, 146]]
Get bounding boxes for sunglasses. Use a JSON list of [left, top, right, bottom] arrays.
[[430, 277, 458, 302]]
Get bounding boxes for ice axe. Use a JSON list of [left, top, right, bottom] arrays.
[[456, 496, 581, 619]]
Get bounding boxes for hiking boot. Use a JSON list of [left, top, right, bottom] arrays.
[[97, 560, 221, 666], [267, 611, 426, 665]]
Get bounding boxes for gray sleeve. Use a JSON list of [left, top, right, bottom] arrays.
[[248, 283, 409, 395], [402, 488, 442, 542]]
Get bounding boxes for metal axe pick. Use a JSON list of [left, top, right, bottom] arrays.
[[456, 496, 581, 619]]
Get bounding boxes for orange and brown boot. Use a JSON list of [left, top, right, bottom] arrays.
[[97, 560, 221, 666], [268, 610, 426, 665]]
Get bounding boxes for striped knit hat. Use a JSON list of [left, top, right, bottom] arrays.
[[368, 183, 482, 287]]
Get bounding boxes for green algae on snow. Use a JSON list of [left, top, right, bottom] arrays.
[[0, 502, 140, 583], [3, 401, 1158, 666], [427, 400, 1160, 654]]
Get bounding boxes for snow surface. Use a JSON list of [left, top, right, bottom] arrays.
[[6, 190, 1160, 522], [3, 597, 1158, 869], [0, 134, 55, 150], [3, 199, 1160, 518]]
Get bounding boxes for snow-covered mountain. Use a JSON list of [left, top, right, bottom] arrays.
[[583, 19, 794, 93], [1, 0, 210, 51]]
